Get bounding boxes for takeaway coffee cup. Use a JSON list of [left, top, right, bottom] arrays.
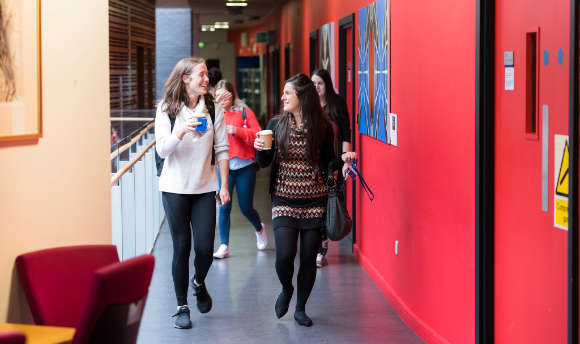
[[257, 130, 273, 150]]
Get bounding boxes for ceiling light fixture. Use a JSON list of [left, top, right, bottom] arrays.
[[201, 25, 216, 31], [226, 2, 248, 7], [214, 22, 230, 29]]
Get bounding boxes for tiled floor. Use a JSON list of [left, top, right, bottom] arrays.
[[138, 168, 424, 344]]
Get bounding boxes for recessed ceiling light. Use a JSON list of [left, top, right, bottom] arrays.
[[226, 2, 248, 7], [214, 22, 230, 29]]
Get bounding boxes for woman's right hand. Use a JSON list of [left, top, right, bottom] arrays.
[[216, 90, 232, 109], [254, 134, 265, 151], [177, 117, 199, 140]]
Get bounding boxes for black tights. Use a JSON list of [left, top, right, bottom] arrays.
[[162, 192, 216, 306], [274, 227, 321, 312]]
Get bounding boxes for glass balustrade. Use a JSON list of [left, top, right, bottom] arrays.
[[110, 110, 163, 260]]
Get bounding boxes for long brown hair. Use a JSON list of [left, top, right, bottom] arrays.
[[312, 68, 345, 123], [161, 57, 205, 118], [276, 73, 332, 167]]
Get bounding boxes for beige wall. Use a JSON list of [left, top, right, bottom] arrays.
[[198, 31, 236, 85], [0, 0, 111, 322]]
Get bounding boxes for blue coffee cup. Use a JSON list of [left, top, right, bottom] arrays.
[[196, 117, 208, 133]]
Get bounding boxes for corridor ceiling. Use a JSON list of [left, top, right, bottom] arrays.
[[156, 0, 287, 29]]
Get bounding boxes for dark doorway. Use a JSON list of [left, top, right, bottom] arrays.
[[339, 14, 356, 249], [271, 48, 281, 115], [236, 56, 261, 115], [284, 43, 291, 80], [137, 46, 145, 109], [147, 48, 153, 108], [309, 30, 319, 73], [206, 59, 220, 70]]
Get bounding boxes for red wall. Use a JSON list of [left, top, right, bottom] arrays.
[[231, 1, 476, 343]]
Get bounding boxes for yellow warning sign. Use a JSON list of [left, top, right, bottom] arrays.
[[555, 198, 569, 229], [554, 135, 569, 230], [556, 142, 569, 197]]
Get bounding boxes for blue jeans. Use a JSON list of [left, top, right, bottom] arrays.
[[218, 163, 262, 245]]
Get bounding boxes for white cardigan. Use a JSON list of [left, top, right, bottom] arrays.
[[155, 97, 229, 194]]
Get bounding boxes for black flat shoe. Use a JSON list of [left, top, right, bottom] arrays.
[[294, 310, 313, 327], [275, 287, 293, 319]]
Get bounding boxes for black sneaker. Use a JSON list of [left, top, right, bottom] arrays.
[[172, 306, 192, 329], [192, 282, 213, 313]]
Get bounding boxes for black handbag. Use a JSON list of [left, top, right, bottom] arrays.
[[325, 176, 352, 241]]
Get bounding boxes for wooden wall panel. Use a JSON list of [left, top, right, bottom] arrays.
[[109, 0, 155, 110]]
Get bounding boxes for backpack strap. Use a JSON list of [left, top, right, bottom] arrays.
[[241, 107, 248, 128], [204, 94, 216, 165], [169, 114, 175, 130], [155, 114, 176, 177]]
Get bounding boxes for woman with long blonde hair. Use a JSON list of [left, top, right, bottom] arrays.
[[155, 57, 230, 329]]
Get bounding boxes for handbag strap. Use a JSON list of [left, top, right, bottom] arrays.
[[350, 163, 375, 201]]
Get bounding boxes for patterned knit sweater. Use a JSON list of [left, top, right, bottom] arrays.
[[256, 114, 343, 230], [271, 120, 329, 229]]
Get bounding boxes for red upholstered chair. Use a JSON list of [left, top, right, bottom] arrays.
[[0, 331, 25, 344], [15, 245, 120, 327], [71, 254, 155, 344]]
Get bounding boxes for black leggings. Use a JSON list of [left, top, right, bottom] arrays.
[[162, 192, 216, 306], [274, 226, 321, 312]]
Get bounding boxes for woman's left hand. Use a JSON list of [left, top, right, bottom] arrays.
[[219, 185, 231, 205], [341, 151, 357, 163], [226, 125, 236, 135]]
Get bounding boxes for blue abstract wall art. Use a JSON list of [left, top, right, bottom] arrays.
[[358, 0, 390, 143]]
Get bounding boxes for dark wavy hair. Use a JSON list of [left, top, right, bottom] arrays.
[[208, 67, 222, 87], [276, 73, 331, 168], [312, 68, 346, 123]]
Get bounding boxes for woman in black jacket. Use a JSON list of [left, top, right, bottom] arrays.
[[254, 73, 343, 326], [311, 68, 357, 267]]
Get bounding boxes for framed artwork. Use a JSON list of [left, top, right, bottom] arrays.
[[319, 22, 336, 91], [358, 0, 390, 143], [0, 0, 42, 142]]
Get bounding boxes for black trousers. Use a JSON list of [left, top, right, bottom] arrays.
[[162, 191, 216, 306], [274, 226, 321, 312]]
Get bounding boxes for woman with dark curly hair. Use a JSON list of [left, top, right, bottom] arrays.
[[254, 73, 344, 327]]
